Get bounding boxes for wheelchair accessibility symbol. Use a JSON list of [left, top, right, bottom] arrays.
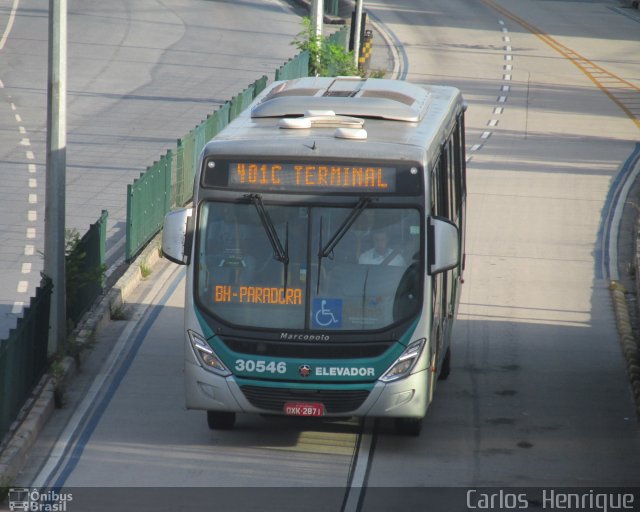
[[312, 298, 342, 328]]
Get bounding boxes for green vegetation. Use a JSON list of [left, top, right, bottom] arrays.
[[293, 17, 359, 77], [50, 359, 67, 408], [110, 302, 131, 321], [139, 261, 152, 279]]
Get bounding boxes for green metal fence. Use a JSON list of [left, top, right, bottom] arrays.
[[229, 84, 256, 122], [327, 25, 349, 48], [203, 102, 231, 144], [126, 150, 173, 260], [1, 209, 109, 442], [174, 135, 194, 210], [127, 76, 271, 260], [0, 277, 52, 440], [275, 51, 310, 81], [253, 75, 269, 98], [67, 210, 108, 325], [324, 0, 340, 17]]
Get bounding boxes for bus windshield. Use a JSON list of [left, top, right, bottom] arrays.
[[196, 201, 421, 331]]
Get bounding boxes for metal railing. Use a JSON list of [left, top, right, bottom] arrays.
[[126, 152, 173, 260], [127, 75, 272, 260], [0, 277, 52, 440], [67, 210, 108, 325]]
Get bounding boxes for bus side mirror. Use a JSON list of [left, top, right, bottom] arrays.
[[427, 216, 460, 275], [162, 207, 193, 265]]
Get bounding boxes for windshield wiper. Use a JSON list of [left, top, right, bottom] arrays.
[[246, 194, 289, 288], [316, 197, 371, 293]]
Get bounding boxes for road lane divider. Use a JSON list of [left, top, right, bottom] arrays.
[[1, 26, 42, 327], [468, 18, 513, 162], [342, 419, 377, 512]]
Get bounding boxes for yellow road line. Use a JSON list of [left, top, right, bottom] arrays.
[[481, 0, 640, 130]]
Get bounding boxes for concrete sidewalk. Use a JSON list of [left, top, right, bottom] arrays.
[[0, 235, 166, 490]]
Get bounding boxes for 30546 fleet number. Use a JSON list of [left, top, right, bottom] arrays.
[[235, 359, 286, 374]]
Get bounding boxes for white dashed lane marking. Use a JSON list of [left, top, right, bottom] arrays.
[[1, 3, 40, 315], [467, 19, 513, 162]]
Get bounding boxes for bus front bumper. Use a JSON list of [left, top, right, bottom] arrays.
[[185, 361, 430, 419]]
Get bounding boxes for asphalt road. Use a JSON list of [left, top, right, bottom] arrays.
[[360, 0, 640, 492], [8, 0, 640, 510]]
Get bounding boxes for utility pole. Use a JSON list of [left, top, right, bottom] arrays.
[[310, 0, 323, 41], [45, 0, 67, 356], [353, 0, 364, 68], [310, 0, 323, 74]]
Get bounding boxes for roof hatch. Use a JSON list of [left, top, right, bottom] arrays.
[[278, 110, 368, 140], [251, 77, 431, 122]]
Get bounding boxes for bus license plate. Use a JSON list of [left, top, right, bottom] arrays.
[[284, 402, 325, 417]]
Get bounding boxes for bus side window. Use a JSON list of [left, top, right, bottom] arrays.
[[452, 117, 465, 223], [431, 159, 440, 217], [448, 138, 457, 221], [432, 143, 451, 220], [438, 148, 450, 219]]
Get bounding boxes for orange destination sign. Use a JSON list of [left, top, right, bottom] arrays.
[[215, 285, 303, 305], [228, 162, 397, 192]]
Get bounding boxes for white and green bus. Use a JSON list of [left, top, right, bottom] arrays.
[[162, 77, 466, 435]]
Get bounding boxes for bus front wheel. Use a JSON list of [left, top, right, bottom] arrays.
[[207, 411, 236, 430]]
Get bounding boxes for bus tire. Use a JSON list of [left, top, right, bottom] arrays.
[[207, 411, 236, 430], [438, 347, 451, 381], [394, 417, 422, 436]]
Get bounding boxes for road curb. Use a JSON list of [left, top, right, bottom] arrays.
[[610, 280, 640, 420], [0, 235, 163, 486], [611, 149, 640, 421]]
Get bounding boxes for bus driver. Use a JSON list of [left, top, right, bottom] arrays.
[[358, 231, 406, 267]]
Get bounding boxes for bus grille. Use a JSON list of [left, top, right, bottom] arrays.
[[240, 386, 370, 414], [222, 338, 393, 359]]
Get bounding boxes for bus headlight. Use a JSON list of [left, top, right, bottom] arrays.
[[379, 339, 426, 383], [188, 330, 231, 376]]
